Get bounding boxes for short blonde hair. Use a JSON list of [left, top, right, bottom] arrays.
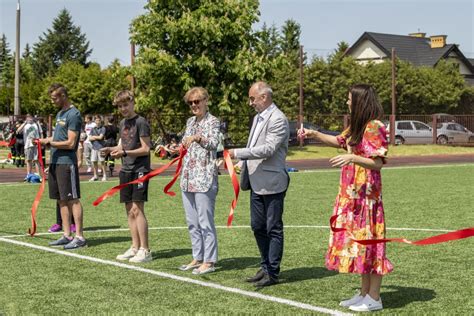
[[113, 90, 134, 106], [183, 87, 209, 103]]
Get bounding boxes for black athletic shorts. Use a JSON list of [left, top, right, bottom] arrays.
[[48, 164, 81, 200], [119, 171, 149, 203]]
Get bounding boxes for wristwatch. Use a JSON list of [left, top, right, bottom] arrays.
[[122, 149, 127, 157]]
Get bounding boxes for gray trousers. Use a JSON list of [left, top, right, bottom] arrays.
[[181, 179, 218, 263], [83, 142, 93, 168]]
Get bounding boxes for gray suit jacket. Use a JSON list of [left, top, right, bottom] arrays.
[[235, 105, 289, 195]]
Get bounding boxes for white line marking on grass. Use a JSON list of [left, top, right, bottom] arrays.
[[1, 225, 454, 239], [0, 237, 352, 316]]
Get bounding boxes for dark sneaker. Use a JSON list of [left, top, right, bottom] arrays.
[[49, 235, 73, 246], [64, 237, 87, 250]]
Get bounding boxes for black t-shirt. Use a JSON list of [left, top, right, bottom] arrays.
[[119, 115, 151, 173]]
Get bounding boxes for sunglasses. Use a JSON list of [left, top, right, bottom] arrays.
[[188, 98, 205, 106]]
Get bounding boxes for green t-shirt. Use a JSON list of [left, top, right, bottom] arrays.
[[50, 105, 82, 164]]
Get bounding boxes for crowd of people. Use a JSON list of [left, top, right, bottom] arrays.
[[31, 80, 391, 312]]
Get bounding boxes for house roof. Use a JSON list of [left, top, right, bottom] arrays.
[[468, 58, 474, 67], [346, 32, 473, 70]]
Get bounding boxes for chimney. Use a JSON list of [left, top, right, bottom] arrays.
[[409, 32, 426, 38], [430, 35, 447, 48]]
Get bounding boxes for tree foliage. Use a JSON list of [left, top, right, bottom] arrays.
[[32, 9, 92, 78], [130, 0, 275, 142]]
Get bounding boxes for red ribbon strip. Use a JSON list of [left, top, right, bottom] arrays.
[[93, 146, 187, 206], [330, 214, 474, 246], [223, 150, 240, 227], [28, 139, 46, 236], [0, 141, 9, 147]]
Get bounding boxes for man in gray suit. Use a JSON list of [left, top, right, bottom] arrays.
[[229, 81, 289, 287]]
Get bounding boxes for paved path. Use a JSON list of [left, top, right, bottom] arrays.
[[0, 153, 472, 183]]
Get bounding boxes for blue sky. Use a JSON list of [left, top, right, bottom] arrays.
[[1, 0, 473, 67]]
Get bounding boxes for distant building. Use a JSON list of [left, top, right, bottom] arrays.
[[345, 32, 474, 85]]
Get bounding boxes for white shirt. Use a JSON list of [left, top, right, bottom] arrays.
[[249, 103, 275, 147], [84, 121, 96, 144], [23, 121, 42, 148]]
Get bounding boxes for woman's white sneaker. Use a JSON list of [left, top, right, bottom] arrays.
[[116, 247, 138, 261], [349, 294, 383, 312], [339, 291, 364, 307], [129, 248, 152, 263]]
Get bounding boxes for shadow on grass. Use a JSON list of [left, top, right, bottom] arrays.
[[152, 248, 190, 260], [218, 257, 261, 271], [383, 285, 436, 309], [84, 226, 122, 231], [280, 266, 337, 283], [86, 236, 131, 247]]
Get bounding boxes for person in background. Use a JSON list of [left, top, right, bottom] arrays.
[[89, 115, 107, 182], [20, 114, 42, 180], [298, 84, 392, 312], [103, 115, 119, 177], [14, 120, 25, 168], [83, 114, 96, 173]]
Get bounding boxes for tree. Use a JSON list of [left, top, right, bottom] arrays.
[[280, 19, 301, 66], [32, 9, 92, 78], [0, 34, 14, 114], [130, 0, 274, 143]]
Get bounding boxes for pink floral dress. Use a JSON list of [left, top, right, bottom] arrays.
[[325, 120, 393, 275]]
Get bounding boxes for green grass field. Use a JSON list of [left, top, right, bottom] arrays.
[[1, 164, 473, 314]]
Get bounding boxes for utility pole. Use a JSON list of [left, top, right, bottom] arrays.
[[390, 48, 396, 146], [14, 0, 21, 116], [130, 42, 136, 91], [298, 45, 304, 147]]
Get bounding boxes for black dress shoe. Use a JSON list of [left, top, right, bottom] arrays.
[[254, 274, 278, 288], [245, 269, 265, 283]]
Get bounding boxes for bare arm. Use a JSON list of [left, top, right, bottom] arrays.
[[44, 130, 78, 150], [299, 128, 340, 148], [329, 154, 384, 171]]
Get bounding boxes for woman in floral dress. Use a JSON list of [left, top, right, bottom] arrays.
[[299, 84, 392, 312]]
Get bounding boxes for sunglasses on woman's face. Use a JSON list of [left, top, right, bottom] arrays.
[[188, 98, 204, 106]]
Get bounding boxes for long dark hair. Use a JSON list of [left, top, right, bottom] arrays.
[[347, 84, 383, 146]]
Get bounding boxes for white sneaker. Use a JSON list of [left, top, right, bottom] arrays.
[[89, 176, 98, 182], [98, 169, 102, 174], [101, 176, 107, 182], [129, 248, 152, 263], [116, 247, 137, 261], [349, 294, 383, 312], [340, 290, 364, 307]]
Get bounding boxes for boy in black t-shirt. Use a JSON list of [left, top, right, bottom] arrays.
[[101, 90, 152, 263]]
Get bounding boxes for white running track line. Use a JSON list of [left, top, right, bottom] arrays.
[[0, 237, 352, 316], [0, 162, 472, 186], [0, 225, 455, 239]]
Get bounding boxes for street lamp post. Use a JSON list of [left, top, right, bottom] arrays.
[[14, 0, 21, 116]]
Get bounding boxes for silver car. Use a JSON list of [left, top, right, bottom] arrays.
[[387, 120, 433, 145], [435, 122, 474, 144]]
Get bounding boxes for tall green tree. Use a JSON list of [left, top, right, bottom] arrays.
[[130, 0, 274, 142], [32, 9, 92, 78], [0, 34, 14, 114]]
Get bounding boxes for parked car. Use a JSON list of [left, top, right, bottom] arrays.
[[386, 120, 433, 145], [288, 121, 340, 146], [434, 122, 474, 144]]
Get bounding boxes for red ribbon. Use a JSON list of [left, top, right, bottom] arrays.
[[93, 146, 187, 206], [28, 139, 46, 236], [223, 150, 240, 227], [0, 141, 9, 147], [330, 214, 474, 246]]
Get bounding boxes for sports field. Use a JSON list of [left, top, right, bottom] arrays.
[[1, 163, 473, 315]]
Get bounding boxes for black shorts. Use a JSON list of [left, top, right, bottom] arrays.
[[119, 171, 149, 203], [217, 151, 224, 159], [48, 164, 81, 201]]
